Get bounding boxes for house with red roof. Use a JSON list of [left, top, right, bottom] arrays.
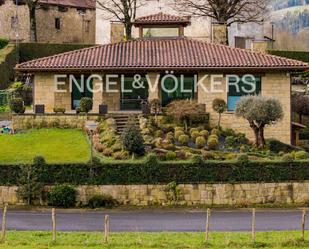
[[15, 13, 308, 144]]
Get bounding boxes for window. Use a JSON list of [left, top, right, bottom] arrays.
[[11, 16, 18, 29], [71, 76, 93, 110], [227, 75, 261, 111], [55, 18, 61, 30], [143, 27, 179, 38], [77, 8, 86, 15], [58, 6, 68, 12]]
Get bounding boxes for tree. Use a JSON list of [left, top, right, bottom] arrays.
[[149, 98, 162, 124], [235, 95, 283, 149], [17, 156, 45, 205], [96, 0, 144, 40], [166, 100, 206, 131], [26, 0, 39, 42], [212, 98, 227, 128], [121, 117, 145, 158], [171, 0, 267, 44], [292, 94, 309, 124]]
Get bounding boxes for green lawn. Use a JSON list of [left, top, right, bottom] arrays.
[[0, 129, 91, 164], [0, 231, 308, 249]]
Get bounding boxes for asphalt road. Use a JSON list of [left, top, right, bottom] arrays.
[[0, 209, 308, 232]]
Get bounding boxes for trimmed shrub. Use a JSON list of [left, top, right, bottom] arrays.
[[166, 151, 177, 161], [111, 143, 122, 152], [47, 185, 76, 208], [121, 121, 145, 157], [178, 134, 189, 145], [237, 154, 249, 164], [268, 50, 309, 63], [175, 126, 184, 132], [0, 38, 9, 49], [113, 151, 129, 160], [191, 155, 205, 165], [196, 136, 206, 149], [191, 131, 200, 141], [9, 98, 25, 114], [175, 130, 185, 140], [87, 195, 117, 208], [268, 139, 301, 153], [202, 151, 216, 160], [154, 130, 163, 138], [190, 128, 199, 134], [103, 148, 113, 157], [282, 154, 294, 163], [225, 136, 236, 147], [208, 138, 219, 150], [295, 151, 309, 160], [211, 128, 219, 136], [199, 130, 209, 139], [53, 107, 65, 114], [80, 97, 93, 113], [208, 134, 219, 141]]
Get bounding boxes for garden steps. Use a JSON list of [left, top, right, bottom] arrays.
[[112, 114, 139, 134]]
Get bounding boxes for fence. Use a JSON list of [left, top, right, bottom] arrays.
[[0, 205, 307, 244]]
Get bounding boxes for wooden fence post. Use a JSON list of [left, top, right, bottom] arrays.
[[252, 208, 256, 243], [205, 208, 211, 242], [104, 215, 110, 243], [301, 209, 306, 241], [52, 208, 56, 242], [1, 204, 8, 242]]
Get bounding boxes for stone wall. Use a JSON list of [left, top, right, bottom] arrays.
[[198, 72, 291, 144], [0, 1, 95, 44], [1, 182, 308, 206]]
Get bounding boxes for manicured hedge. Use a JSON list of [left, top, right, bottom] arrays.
[[268, 50, 309, 62], [0, 45, 17, 89], [0, 160, 308, 186], [19, 43, 94, 63], [0, 38, 9, 50]]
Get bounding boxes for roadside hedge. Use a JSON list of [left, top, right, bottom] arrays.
[[0, 160, 308, 186], [19, 43, 94, 63], [268, 50, 309, 62]]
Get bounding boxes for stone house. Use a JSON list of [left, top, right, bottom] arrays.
[[15, 13, 308, 144], [0, 0, 96, 44]]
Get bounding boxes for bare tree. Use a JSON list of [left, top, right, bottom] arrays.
[[96, 0, 144, 40], [171, 0, 267, 44], [25, 0, 39, 42]]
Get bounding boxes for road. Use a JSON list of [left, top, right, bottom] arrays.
[[0, 209, 308, 232]]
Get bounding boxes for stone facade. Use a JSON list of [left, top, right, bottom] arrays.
[[1, 182, 308, 206], [198, 72, 291, 144], [0, 1, 95, 43]]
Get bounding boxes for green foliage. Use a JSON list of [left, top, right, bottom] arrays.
[[237, 154, 249, 164], [208, 138, 219, 150], [79, 97, 93, 113], [211, 128, 219, 136], [282, 154, 294, 163], [225, 136, 236, 147], [190, 131, 200, 141], [212, 98, 227, 127], [178, 134, 189, 145], [0, 38, 9, 49], [0, 45, 17, 89], [268, 50, 309, 62], [164, 181, 181, 204], [268, 139, 301, 153], [19, 43, 93, 63], [195, 136, 206, 149], [121, 121, 145, 157], [47, 185, 76, 208], [53, 107, 65, 114], [16, 156, 46, 205], [199, 130, 209, 139], [294, 151, 309, 160], [112, 150, 129, 160], [87, 195, 117, 208], [166, 151, 177, 161], [191, 155, 205, 165], [9, 97, 25, 114], [175, 130, 185, 140]]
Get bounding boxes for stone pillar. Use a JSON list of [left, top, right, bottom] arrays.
[[211, 23, 227, 45], [54, 79, 71, 112], [251, 40, 269, 53], [110, 22, 124, 43], [92, 77, 104, 113], [147, 72, 161, 102]]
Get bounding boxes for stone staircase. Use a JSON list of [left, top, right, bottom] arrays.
[[112, 114, 139, 134]]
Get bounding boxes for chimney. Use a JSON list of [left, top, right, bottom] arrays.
[[211, 23, 227, 45], [110, 22, 125, 43]]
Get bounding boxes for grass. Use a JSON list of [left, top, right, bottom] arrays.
[[0, 231, 308, 249], [0, 128, 91, 164]]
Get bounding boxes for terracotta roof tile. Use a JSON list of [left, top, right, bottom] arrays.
[[15, 38, 308, 71], [133, 12, 191, 25], [38, 0, 95, 9]]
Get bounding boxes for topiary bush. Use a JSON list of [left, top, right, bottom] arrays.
[[175, 130, 185, 140], [87, 194, 117, 208], [199, 130, 209, 139], [0, 38, 9, 49], [294, 151, 309, 160], [282, 153, 294, 163], [208, 138, 219, 150], [178, 134, 189, 145], [191, 131, 200, 141], [195, 136, 206, 149], [79, 97, 93, 113], [10, 98, 25, 114], [47, 185, 76, 208], [211, 128, 220, 136], [225, 136, 236, 147], [166, 151, 177, 161]]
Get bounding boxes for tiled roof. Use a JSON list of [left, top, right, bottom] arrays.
[[38, 0, 95, 9], [15, 38, 308, 72], [133, 12, 191, 25]]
